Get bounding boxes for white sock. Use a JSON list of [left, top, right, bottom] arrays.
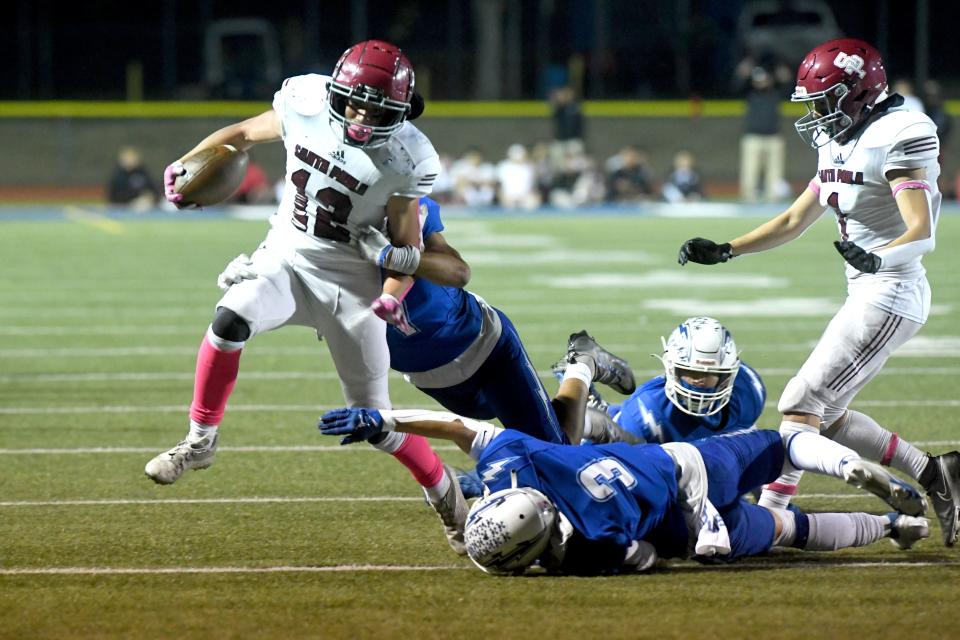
[[803, 512, 890, 551], [828, 410, 929, 480], [368, 430, 407, 454], [786, 431, 859, 479], [563, 362, 594, 387], [758, 420, 820, 510], [424, 472, 452, 503], [187, 420, 218, 444]]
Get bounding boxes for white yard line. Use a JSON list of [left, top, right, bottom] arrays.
[[0, 445, 463, 455], [0, 491, 934, 508], [0, 367, 956, 385], [1, 560, 956, 577], [3, 399, 959, 416], [0, 442, 953, 456]]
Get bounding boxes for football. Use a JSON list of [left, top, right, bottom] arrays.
[[174, 144, 249, 207]]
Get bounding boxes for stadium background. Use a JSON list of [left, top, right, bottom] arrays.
[[3, 2, 960, 639]]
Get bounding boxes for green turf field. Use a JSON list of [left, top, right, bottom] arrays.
[[2, 212, 959, 638]]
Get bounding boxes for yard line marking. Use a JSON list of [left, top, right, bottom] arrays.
[[0, 445, 462, 455], [2, 560, 957, 577], [0, 565, 469, 576], [0, 491, 934, 508], [5, 400, 960, 416], [0, 404, 426, 415], [63, 206, 125, 235], [1, 367, 955, 385], [0, 496, 426, 507], [0, 442, 954, 456]]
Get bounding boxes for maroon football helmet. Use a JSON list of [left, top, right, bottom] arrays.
[[327, 40, 415, 148], [791, 38, 888, 148]]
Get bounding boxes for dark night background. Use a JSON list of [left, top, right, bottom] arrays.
[[2, 1, 956, 101]]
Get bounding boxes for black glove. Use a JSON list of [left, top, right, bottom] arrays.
[[833, 240, 881, 274], [678, 238, 733, 265]]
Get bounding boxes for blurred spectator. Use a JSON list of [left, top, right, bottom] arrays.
[[430, 153, 456, 205], [893, 79, 925, 112], [550, 85, 584, 143], [734, 53, 792, 202], [107, 146, 159, 211], [449, 147, 496, 207], [605, 145, 655, 203], [496, 144, 541, 209], [662, 151, 705, 203], [548, 139, 593, 208], [923, 79, 952, 155], [570, 157, 607, 206], [529, 141, 556, 204], [231, 159, 274, 204]]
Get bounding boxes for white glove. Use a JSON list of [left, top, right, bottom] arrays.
[[217, 254, 257, 291], [354, 226, 421, 275]]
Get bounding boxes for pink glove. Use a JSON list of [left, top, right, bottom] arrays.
[[163, 162, 188, 208], [371, 294, 413, 334]]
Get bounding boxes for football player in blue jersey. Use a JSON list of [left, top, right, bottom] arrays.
[[570, 316, 766, 446], [218, 196, 634, 447], [320, 335, 930, 575]]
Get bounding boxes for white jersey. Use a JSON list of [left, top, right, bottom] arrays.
[[811, 106, 941, 284], [269, 74, 441, 262], [810, 105, 940, 323]]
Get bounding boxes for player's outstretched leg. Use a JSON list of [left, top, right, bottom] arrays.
[[771, 507, 929, 552], [564, 330, 636, 395], [146, 319, 245, 484], [918, 451, 960, 546]]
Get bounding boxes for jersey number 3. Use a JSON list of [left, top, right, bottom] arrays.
[[290, 168, 353, 242], [578, 458, 638, 502]]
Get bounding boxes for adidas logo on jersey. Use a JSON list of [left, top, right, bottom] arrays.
[[330, 148, 346, 164]]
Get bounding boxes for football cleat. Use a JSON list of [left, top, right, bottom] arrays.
[[888, 514, 930, 550], [426, 465, 469, 556], [918, 451, 960, 546], [144, 433, 218, 485], [565, 330, 636, 395], [842, 459, 927, 517], [584, 406, 643, 445]]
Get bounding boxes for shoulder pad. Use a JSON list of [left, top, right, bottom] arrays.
[[275, 74, 330, 117], [860, 109, 937, 149]]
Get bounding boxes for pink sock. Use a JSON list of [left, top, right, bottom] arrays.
[[189, 334, 242, 426], [392, 434, 445, 488]]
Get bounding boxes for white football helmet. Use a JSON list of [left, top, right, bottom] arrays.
[[657, 316, 740, 417], [464, 487, 557, 575]]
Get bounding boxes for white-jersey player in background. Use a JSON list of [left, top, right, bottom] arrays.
[[145, 40, 470, 554], [678, 38, 960, 546]]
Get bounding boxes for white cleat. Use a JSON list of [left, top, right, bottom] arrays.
[[144, 433, 218, 485], [889, 514, 930, 550], [426, 464, 469, 556], [842, 458, 927, 517]]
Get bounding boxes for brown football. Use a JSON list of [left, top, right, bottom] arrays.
[[174, 145, 249, 207]]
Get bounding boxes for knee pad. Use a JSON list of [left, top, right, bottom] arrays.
[[211, 307, 251, 343], [777, 375, 824, 417]]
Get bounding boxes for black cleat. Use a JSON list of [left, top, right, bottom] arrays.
[[566, 330, 636, 395], [919, 451, 960, 547]]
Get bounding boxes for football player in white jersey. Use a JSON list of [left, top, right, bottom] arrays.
[[145, 40, 469, 554], [678, 38, 960, 546]]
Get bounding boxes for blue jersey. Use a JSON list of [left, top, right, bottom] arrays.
[[476, 430, 689, 573], [611, 362, 766, 443], [386, 198, 485, 373], [475, 428, 786, 574]]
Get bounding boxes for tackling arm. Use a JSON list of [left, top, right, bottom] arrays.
[[417, 232, 471, 288]]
